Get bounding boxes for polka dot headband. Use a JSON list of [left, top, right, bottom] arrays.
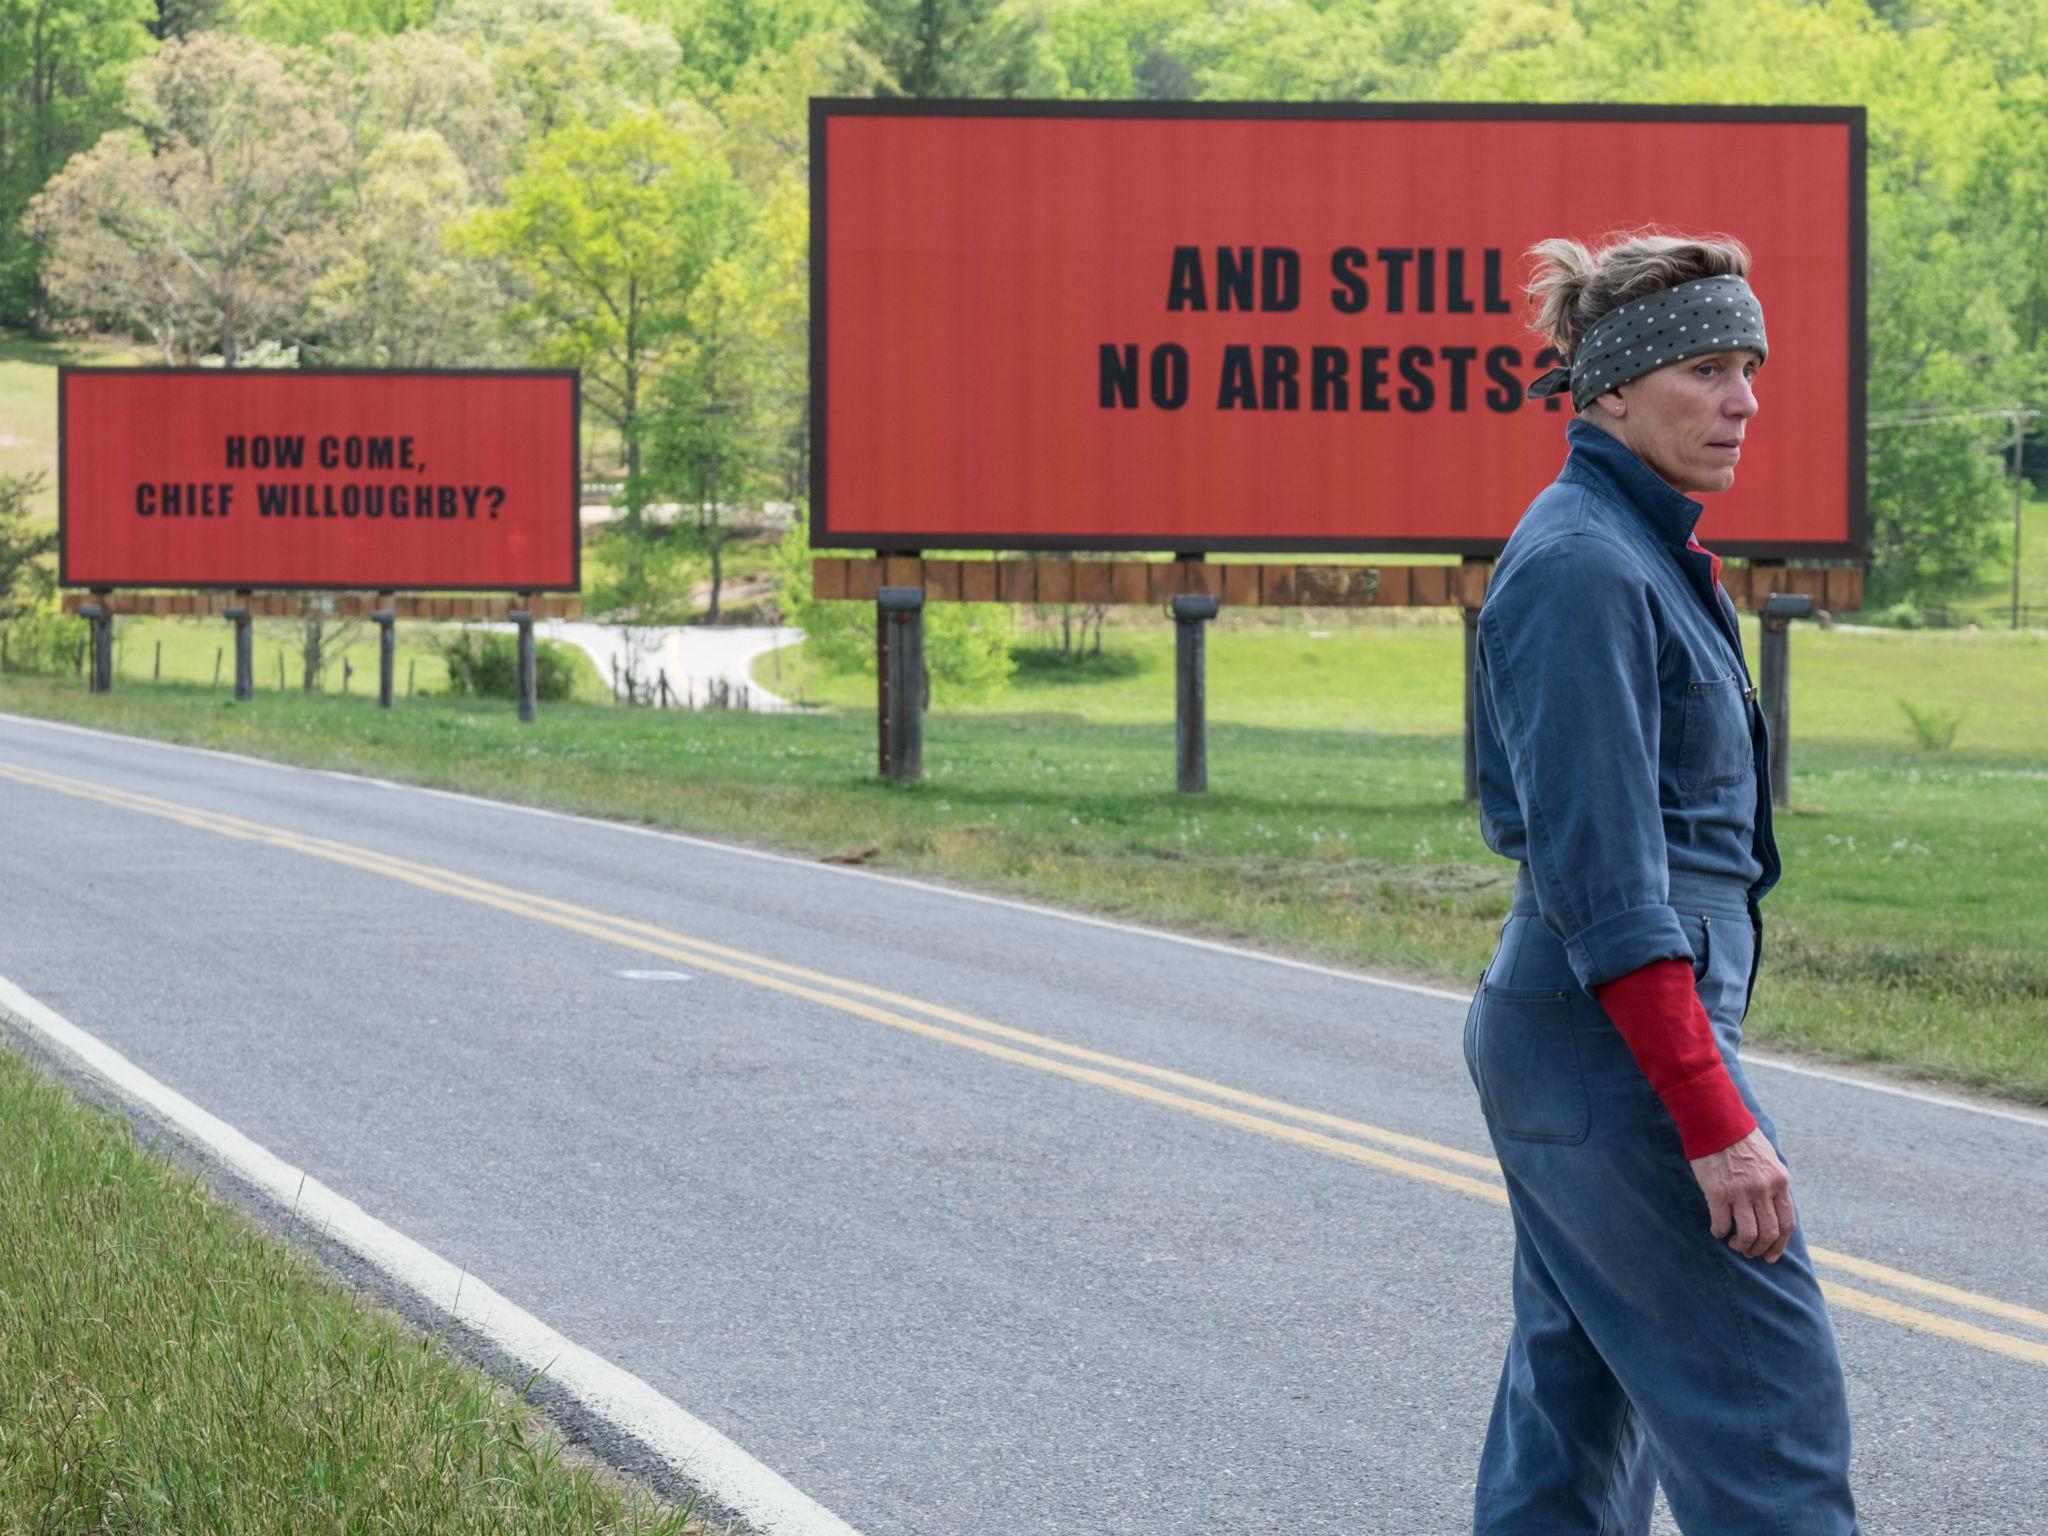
[[1526, 274, 1769, 413]]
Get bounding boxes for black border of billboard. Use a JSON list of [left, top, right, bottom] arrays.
[[810, 99, 1868, 562], [58, 366, 583, 592]]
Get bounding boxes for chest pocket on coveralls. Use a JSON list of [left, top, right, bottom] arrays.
[[1678, 675, 1752, 794]]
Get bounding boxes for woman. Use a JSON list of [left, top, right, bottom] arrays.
[[1464, 232, 1861, 1533]]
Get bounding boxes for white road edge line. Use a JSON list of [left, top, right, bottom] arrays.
[[6, 709, 2045, 1131], [0, 969, 864, 1536], [1736, 1050, 2048, 1128]]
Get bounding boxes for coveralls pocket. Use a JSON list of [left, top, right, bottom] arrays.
[[1678, 675, 1752, 792], [1470, 983, 1589, 1144]]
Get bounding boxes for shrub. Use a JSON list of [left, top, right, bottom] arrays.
[[1895, 697, 1964, 750], [430, 629, 575, 702], [772, 514, 1016, 702], [0, 605, 86, 677]]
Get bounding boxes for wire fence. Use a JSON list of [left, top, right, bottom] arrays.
[[1904, 601, 2047, 630]]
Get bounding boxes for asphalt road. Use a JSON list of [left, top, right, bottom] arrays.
[[2, 710, 2044, 1535]]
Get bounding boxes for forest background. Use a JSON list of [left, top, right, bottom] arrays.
[[1, 0, 2044, 665]]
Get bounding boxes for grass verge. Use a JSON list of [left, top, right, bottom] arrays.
[[2, 624, 2043, 1104], [0, 1035, 710, 1534]]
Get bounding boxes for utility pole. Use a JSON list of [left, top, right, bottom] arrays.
[[2014, 411, 2028, 631]]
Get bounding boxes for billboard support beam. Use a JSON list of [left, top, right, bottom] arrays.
[[877, 586, 925, 783], [78, 596, 111, 693], [372, 592, 396, 709], [226, 593, 253, 700], [1172, 593, 1220, 794], [510, 596, 537, 724], [1760, 593, 1814, 808], [1462, 556, 1489, 802]]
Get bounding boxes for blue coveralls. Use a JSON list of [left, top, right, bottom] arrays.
[[1464, 419, 1860, 1534]]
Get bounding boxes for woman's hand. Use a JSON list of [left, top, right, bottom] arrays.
[[1689, 1127, 1797, 1262]]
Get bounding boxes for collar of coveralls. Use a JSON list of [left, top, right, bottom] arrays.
[[1557, 415, 1717, 558]]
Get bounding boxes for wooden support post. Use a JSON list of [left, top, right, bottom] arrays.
[[228, 592, 253, 701], [1461, 556, 1490, 803], [1462, 604, 1481, 804], [877, 586, 925, 783], [373, 592, 396, 709], [2013, 412, 2029, 631], [83, 592, 112, 693], [1759, 592, 1812, 808], [510, 594, 536, 723], [1171, 592, 1220, 793]]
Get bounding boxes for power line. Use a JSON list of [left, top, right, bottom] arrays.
[[1866, 405, 2040, 430]]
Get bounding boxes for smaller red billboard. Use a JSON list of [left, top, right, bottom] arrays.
[[61, 369, 579, 591]]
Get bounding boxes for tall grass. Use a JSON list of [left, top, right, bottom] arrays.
[[0, 1042, 715, 1534]]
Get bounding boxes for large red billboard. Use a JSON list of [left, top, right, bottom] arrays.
[[61, 369, 580, 590], [814, 103, 1864, 558]]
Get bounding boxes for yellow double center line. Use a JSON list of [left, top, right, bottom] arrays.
[[5, 759, 2046, 1371]]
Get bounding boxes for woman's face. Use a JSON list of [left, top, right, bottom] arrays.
[[1594, 348, 1762, 494]]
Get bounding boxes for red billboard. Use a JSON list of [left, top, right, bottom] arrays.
[[813, 103, 1864, 557], [61, 369, 580, 590]]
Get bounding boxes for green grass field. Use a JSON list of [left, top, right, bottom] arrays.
[[1953, 491, 2048, 625], [0, 1040, 707, 1534], [766, 609, 2048, 751], [6, 612, 2043, 1102]]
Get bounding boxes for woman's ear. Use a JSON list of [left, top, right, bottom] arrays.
[[1593, 388, 1627, 419]]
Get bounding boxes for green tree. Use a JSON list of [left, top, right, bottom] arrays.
[[747, 177, 814, 505], [646, 249, 770, 622], [434, 0, 680, 137], [295, 26, 520, 366], [584, 520, 701, 624], [638, 0, 856, 94], [27, 32, 344, 362], [710, 31, 888, 510], [714, 28, 888, 197], [1041, 0, 1204, 98], [305, 129, 508, 365], [855, 0, 1054, 96], [149, 0, 229, 36], [0, 472, 55, 626], [0, 0, 155, 327], [458, 107, 746, 534], [313, 27, 523, 200], [233, 0, 440, 47], [0, 471, 76, 674]]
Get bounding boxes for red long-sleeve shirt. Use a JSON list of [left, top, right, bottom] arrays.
[[1595, 958, 1756, 1158]]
